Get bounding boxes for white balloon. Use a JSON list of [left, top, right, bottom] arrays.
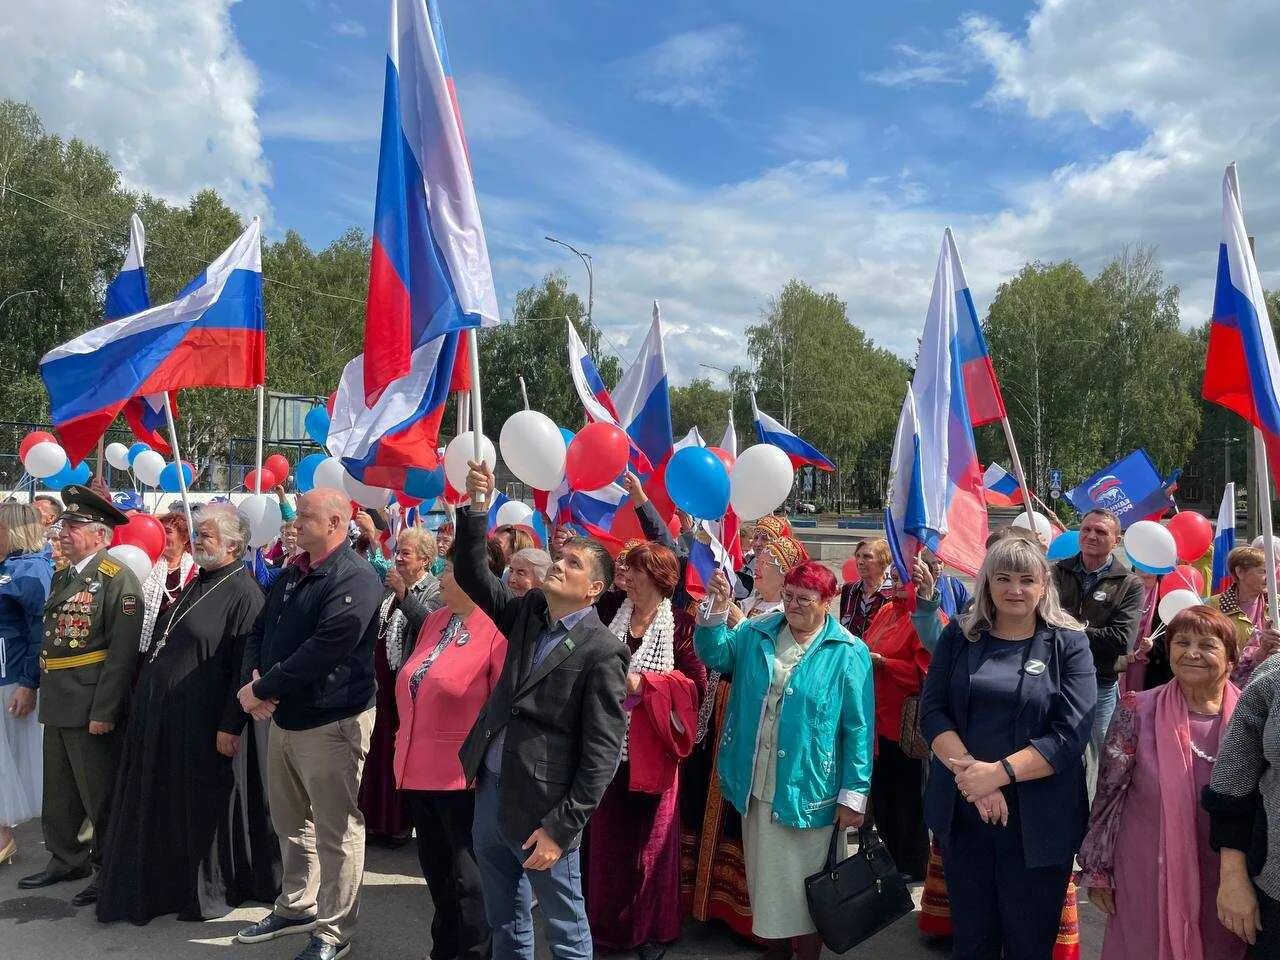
[[343, 471, 391, 509], [23, 441, 68, 479], [1251, 535, 1280, 559], [238, 493, 285, 548], [104, 442, 132, 471], [1123, 519, 1177, 573], [1158, 588, 1202, 624], [1011, 511, 1054, 541], [444, 432, 497, 495], [495, 500, 535, 529], [500, 411, 567, 491], [132, 450, 166, 487], [107, 544, 153, 583], [729, 444, 794, 521], [312, 456, 349, 492]]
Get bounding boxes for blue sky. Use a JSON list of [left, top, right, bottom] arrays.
[[5, 0, 1280, 383]]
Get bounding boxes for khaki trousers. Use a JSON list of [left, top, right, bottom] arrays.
[[268, 708, 375, 946]]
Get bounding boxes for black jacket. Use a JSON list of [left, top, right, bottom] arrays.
[[1052, 553, 1145, 682], [245, 544, 381, 730], [455, 507, 629, 851]]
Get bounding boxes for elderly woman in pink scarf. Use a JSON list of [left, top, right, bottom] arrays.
[[1080, 604, 1247, 960]]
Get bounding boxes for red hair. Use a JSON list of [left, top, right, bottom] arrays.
[[158, 511, 189, 545], [622, 542, 680, 598], [1166, 604, 1240, 663], [784, 560, 838, 602]]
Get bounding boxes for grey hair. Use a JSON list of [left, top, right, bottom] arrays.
[[197, 503, 251, 558], [960, 536, 1083, 640], [511, 547, 553, 581], [396, 526, 437, 561], [80, 521, 112, 546]]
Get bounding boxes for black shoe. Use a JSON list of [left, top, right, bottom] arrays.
[[294, 935, 350, 960], [70, 883, 98, 907], [638, 942, 668, 960], [17, 866, 91, 890], [235, 912, 319, 944]]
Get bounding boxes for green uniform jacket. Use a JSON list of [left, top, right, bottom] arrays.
[[38, 549, 142, 729]]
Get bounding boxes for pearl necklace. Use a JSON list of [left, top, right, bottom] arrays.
[[1188, 740, 1216, 764]]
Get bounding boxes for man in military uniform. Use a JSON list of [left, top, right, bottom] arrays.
[[18, 485, 142, 907]]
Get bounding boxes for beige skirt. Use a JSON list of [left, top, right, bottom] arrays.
[[742, 797, 835, 939]]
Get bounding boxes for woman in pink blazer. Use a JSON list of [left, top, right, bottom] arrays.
[[395, 553, 507, 960]]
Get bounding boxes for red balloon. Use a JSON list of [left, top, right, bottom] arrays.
[[112, 513, 166, 562], [841, 556, 860, 584], [264, 454, 291, 482], [19, 431, 56, 460], [1167, 511, 1214, 563], [395, 490, 424, 508], [565, 422, 630, 491], [708, 446, 736, 473], [244, 467, 278, 492], [326, 391, 337, 416], [1158, 563, 1206, 599]]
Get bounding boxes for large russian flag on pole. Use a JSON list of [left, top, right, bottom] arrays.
[[894, 230, 990, 576], [946, 228, 1006, 427], [360, 0, 498, 407], [1212, 482, 1236, 593], [751, 393, 835, 471], [41, 219, 264, 464], [884, 384, 931, 579], [568, 320, 622, 423], [612, 301, 673, 469], [1203, 163, 1280, 489], [329, 0, 498, 488]]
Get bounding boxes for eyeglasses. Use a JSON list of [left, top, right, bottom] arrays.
[[781, 592, 819, 608]]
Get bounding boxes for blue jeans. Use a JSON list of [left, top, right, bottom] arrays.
[[472, 771, 591, 960], [1086, 678, 1119, 798]]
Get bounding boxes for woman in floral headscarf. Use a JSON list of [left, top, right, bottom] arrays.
[[683, 535, 810, 941]]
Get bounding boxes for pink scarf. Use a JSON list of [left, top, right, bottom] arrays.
[[1153, 678, 1240, 960]]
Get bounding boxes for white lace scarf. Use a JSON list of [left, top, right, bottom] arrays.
[[608, 597, 676, 761], [382, 574, 431, 672]]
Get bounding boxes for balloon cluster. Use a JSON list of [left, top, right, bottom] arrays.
[[103, 441, 193, 491], [19, 432, 89, 490], [107, 513, 166, 582]]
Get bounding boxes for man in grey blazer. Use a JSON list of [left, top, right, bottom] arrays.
[[455, 461, 628, 960]]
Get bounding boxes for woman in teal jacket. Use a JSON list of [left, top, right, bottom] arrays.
[[696, 560, 874, 960]]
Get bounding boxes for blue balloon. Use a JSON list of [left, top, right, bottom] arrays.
[[305, 406, 331, 447], [1045, 529, 1080, 561], [665, 446, 730, 520], [127, 442, 151, 466], [295, 453, 327, 493], [158, 461, 194, 493], [69, 461, 91, 485], [531, 509, 550, 547], [404, 466, 446, 501], [559, 427, 576, 448], [44, 460, 87, 491]]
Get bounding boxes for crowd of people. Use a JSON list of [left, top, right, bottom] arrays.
[[5, 467, 1280, 960]]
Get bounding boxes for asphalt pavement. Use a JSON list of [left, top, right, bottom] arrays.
[[0, 819, 1104, 959]]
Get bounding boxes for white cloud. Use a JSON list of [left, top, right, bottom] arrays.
[[331, 19, 366, 38], [864, 43, 968, 88], [622, 25, 749, 110], [0, 0, 269, 216]]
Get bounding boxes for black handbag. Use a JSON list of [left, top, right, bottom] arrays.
[[804, 825, 914, 953]]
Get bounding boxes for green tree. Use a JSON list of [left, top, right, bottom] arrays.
[[746, 280, 907, 508], [669, 377, 733, 442], [474, 272, 619, 438]]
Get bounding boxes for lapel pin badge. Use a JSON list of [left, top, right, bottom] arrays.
[[564, 638, 576, 651], [1025, 659, 1047, 676], [1092, 590, 1107, 602]]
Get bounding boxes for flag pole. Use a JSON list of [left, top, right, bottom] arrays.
[[468, 328, 486, 507], [1254, 425, 1280, 625], [999, 415, 1041, 526], [161, 392, 195, 550], [95, 436, 106, 483], [518, 374, 530, 411], [254, 384, 265, 494]]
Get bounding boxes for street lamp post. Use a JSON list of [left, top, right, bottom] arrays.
[[545, 236, 593, 327], [0, 289, 36, 314]]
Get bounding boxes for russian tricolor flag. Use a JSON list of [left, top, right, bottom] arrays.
[[982, 462, 1024, 507], [41, 219, 265, 464], [1212, 482, 1236, 593], [568, 482, 627, 531], [886, 231, 990, 577], [1203, 163, 1280, 489], [612, 301, 674, 469], [685, 520, 739, 600], [751, 393, 835, 471], [328, 0, 498, 489], [566, 319, 653, 472], [720, 411, 737, 457], [946, 228, 1006, 427]]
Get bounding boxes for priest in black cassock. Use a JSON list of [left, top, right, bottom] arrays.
[[96, 503, 281, 925]]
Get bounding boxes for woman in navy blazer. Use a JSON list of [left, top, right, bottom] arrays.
[[920, 533, 1096, 960]]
